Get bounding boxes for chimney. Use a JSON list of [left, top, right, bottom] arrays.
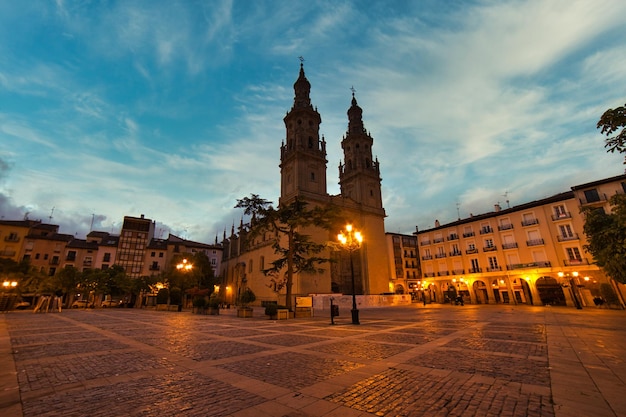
[[494, 204, 501, 212]]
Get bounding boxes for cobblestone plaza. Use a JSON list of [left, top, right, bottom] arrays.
[[1, 305, 625, 417]]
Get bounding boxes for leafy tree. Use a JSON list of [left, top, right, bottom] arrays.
[[597, 102, 626, 162], [583, 193, 626, 284], [235, 194, 341, 310]]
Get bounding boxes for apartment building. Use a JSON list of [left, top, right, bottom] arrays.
[[385, 232, 420, 297], [415, 174, 626, 308], [0, 220, 41, 262]]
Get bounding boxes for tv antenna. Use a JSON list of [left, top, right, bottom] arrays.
[[503, 191, 510, 208], [49, 207, 55, 221], [456, 202, 461, 220]]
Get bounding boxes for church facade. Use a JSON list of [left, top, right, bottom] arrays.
[[220, 64, 391, 307]]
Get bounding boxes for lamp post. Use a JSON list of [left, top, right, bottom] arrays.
[[175, 258, 193, 311], [558, 271, 582, 310], [338, 224, 363, 325]]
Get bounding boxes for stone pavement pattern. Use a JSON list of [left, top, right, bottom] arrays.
[[0, 305, 624, 417]]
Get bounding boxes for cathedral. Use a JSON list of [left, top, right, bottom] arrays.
[[220, 63, 390, 307]]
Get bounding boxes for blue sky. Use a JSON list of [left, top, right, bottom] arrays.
[[1, 0, 625, 243]]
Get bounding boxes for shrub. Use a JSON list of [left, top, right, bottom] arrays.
[[207, 293, 221, 309], [238, 288, 256, 306], [193, 297, 207, 308], [265, 303, 278, 316], [156, 288, 169, 304], [169, 287, 182, 305]]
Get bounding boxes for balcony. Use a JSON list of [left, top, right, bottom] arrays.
[[468, 267, 482, 273], [66, 255, 76, 261], [501, 242, 518, 249], [463, 232, 475, 238], [0, 249, 16, 257], [482, 246, 497, 252], [498, 224, 514, 231], [479, 227, 493, 235], [579, 194, 607, 206], [433, 237, 445, 243], [465, 248, 479, 254], [521, 218, 539, 226], [424, 272, 436, 277], [83, 261, 92, 267], [4, 235, 19, 242], [451, 269, 465, 275], [447, 234, 459, 241], [435, 253, 447, 259], [49, 258, 59, 265], [420, 240, 431, 246], [449, 251, 462, 257], [551, 212, 572, 221], [507, 261, 551, 270], [526, 239, 545, 246], [149, 265, 161, 271], [557, 234, 579, 242], [437, 271, 450, 276], [563, 258, 590, 266], [486, 266, 502, 272], [421, 255, 433, 261]]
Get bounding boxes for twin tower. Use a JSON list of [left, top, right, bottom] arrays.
[[278, 63, 390, 296]]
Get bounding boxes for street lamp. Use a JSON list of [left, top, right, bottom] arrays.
[[338, 224, 363, 325], [175, 259, 193, 311], [558, 271, 582, 310]]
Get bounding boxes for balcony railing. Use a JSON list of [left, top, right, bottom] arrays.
[[447, 234, 459, 241], [526, 239, 545, 246], [479, 227, 493, 235], [468, 267, 482, 273], [435, 253, 447, 259], [563, 258, 590, 266], [498, 224, 514, 231], [557, 234, 579, 242], [424, 272, 436, 277], [486, 266, 502, 272], [551, 212, 572, 221], [483, 246, 497, 252], [437, 271, 450, 276], [421, 255, 433, 260], [149, 265, 161, 271], [420, 240, 431, 246], [579, 194, 607, 205], [502, 242, 518, 249], [66, 255, 76, 261], [449, 251, 462, 257], [463, 232, 475, 237], [451, 269, 465, 275], [4, 236, 19, 242], [0, 249, 16, 256], [507, 261, 551, 270], [433, 237, 445, 243], [465, 248, 479, 254], [521, 218, 539, 226]]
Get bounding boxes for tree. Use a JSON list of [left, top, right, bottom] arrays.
[[583, 193, 626, 284], [597, 102, 626, 162], [235, 194, 341, 310]]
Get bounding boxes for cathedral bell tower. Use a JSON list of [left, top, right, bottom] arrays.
[[338, 92, 384, 212], [280, 63, 328, 206]]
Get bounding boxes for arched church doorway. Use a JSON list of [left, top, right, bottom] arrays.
[[536, 276, 566, 306]]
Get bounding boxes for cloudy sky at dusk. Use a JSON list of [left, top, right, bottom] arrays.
[[1, 0, 625, 243]]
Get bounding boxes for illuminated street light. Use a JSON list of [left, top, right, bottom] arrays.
[[2, 281, 18, 288], [337, 224, 363, 325], [176, 258, 193, 271]]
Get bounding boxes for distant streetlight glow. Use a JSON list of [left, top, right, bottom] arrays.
[[338, 224, 363, 325]]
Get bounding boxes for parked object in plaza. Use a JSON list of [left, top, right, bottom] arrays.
[[71, 300, 94, 309]]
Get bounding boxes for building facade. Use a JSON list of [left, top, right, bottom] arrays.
[[416, 175, 626, 308], [220, 64, 391, 306], [386, 232, 420, 297]]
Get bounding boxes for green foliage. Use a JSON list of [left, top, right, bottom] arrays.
[[193, 297, 207, 308], [169, 287, 182, 305], [583, 193, 626, 284], [598, 103, 626, 162], [238, 287, 256, 306], [600, 283, 620, 306], [235, 194, 341, 310], [156, 288, 169, 304], [207, 293, 221, 308], [264, 303, 278, 316]]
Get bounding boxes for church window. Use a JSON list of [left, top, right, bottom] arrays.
[[310, 172, 315, 181], [308, 137, 313, 148]]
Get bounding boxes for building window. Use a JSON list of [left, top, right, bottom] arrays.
[[151, 251, 156, 257], [485, 238, 494, 248], [566, 247, 582, 261], [554, 205, 567, 218], [559, 224, 574, 238], [488, 256, 499, 269], [103, 253, 111, 262], [159, 252, 164, 258], [583, 189, 600, 203]]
